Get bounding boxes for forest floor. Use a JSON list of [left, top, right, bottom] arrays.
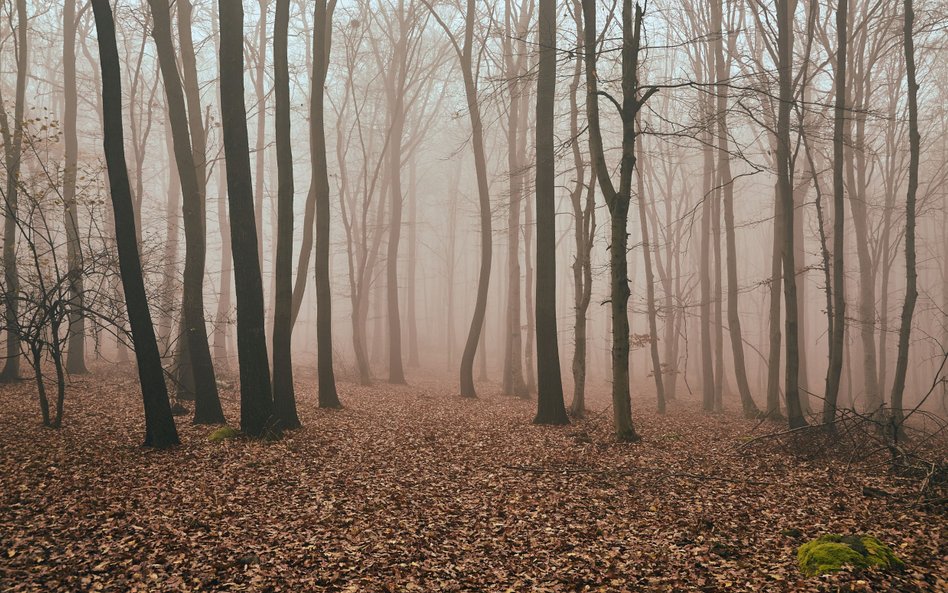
[[0, 367, 945, 592]]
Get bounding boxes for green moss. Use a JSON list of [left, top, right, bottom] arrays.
[[797, 534, 904, 577], [208, 426, 240, 442]]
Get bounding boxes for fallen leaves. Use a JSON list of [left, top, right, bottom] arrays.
[[0, 367, 944, 591]]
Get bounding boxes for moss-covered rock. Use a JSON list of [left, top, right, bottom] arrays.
[[797, 534, 904, 576], [208, 426, 240, 442]]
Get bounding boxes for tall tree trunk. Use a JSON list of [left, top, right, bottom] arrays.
[[149, 0, 224, 425], [312, 0, 341, 408], [714, 0, 759, 418], [406, 157, 420, 367], [568, 0, 593, 417], [635, 136, 665, 415], [523, 185, 537, 393], [823, 0, 847, 425], [213, 163, 232, 365], [385, 90, 407, 385], [889, 0, 919, 433], [218, 0, 277, 437], [271, 0, 301, 428], [700, 134, 715, 412], [91, 0, 179, 448], [254, 0, 269, 267], [534, 0, 568, 425], [63, 0, 87, 374], [0, 0, 27, 382], [777, 0, 806, 429], [582, 0, 655, 441]]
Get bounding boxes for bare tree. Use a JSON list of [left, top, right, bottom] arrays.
[[91, 0, 179, 448], [271, 0, 302, 428], [218, 0, 277, 437], [533, 0, 568, 425]]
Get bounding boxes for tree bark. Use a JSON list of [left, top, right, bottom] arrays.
[[823, 0, 848, 425], [312, 0, 341, 408], [149, 0, 224, 425], [714, 0, 759, 418], [63, 0, 87, 375], [0, 0, 27, 382], [218, 0, 277, 437], [534, 0, 568, 425], [889, 0, 919, 432], [777, 0, 806, 429], [271, 0, 301, 429], [91, 0, 179, 448]]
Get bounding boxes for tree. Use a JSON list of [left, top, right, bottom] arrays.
[[533, 0, 568, 425], [776, 0, 806, 429], [713, 0, 759, 419], [312, 0, 342, 408], [218, 0, 278, 437], [889, 0, 919, 433], [567, 0, 595, 417], [272, 0, 302, 428], [583, 0, 657, 441], [0, 0, 27, 382], [148, 0, 225, 425], [63, 0, 87, 375], [822, 0, 848, 426], [90, 0, 179, 448], [424, 0, 493, 398]]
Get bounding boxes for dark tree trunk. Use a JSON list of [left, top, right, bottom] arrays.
[[0, 0, 27, 382], [889, 0, 919, 432], [777, 0, 806, 429], [312, 0, 341, 408], [533, 0, 568, 425], [91, 0, 179, 448], [218, 0, 277, 437], [713, 0, 759, 418], [149, 0, 224, 425], [823, 0, 848, 426], [271, 0, 301, 429], [63, 0, 87, 375]]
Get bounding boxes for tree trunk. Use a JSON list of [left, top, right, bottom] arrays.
[[714, 0, 759, 418], [823, 0, 848, 425], [534, 0, 568, 425], [149, 0, 224, 425], [63, 0, 87, 375], [312, 0, 341, 408], [91, 0, 179, 448], [0, 0, 27, 382], [271, 0, 301, 429], [700, 133, 715, 412], [777, 0, 806, 429], [218, 0, 277, 437], [406, 157, 420, 367], [455, 0, 492, 399], [889, 0, 919, 433]]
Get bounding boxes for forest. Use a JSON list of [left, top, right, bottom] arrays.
[[0, 0, 946, 590]]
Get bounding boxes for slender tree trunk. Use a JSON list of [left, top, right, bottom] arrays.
[[714, 0, 759, 418], [312, 0, 341, 408], [523, 187, 537, 394], [534, 0, 568, 425], [823, 0, 848, 425], [91, 0, 179, 448], [568, 0, 592, 417], [254, 0, 269, 267], [777, 0, 806, 429], [889, 0, 919, 433], [407, 157, 420, 367], [0, 0, 27, 382], [452, 0, 492, 399], [271, 0, 301, 428], [700, 135, 715, 412], [63, 0, 87, 375], [219, 0, 277, 437], [149, 0, 224, 425], [385, 94, 407, 385]]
